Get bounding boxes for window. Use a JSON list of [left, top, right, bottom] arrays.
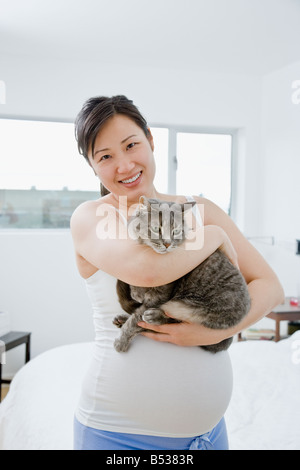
[[0, 119, 100, 228], [176, 132, 232, 214], [0, 119, 169, 228], [0, 119, 232, 229], [151, 127, 169, 194]]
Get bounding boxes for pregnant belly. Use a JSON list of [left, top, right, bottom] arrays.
[[84, 335, 233, 437]]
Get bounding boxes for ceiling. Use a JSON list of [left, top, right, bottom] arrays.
[[0, 0, 300, 76]]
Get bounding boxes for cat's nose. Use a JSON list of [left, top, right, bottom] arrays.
[[164, 242, 171, 249]]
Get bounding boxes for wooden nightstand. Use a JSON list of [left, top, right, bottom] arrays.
[[238, 297, 300, 343], [0, 331, 31, 402], [266, 297, 300, 342]]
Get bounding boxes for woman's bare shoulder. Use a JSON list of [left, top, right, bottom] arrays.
[[70, 196, 114, 234], [70, 200, 97, 236], [189, 196, 228, 225], [72, 199, 98, 216]]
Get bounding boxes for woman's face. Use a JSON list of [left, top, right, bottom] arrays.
[[88, 114, 156, 203]]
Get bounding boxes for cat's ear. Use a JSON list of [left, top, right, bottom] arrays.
[[139, 195, 151, 209], [136, 195, 148, 215], [183, 201, 196, 212], [139, 195, 146, 206], [182, 201, 197, 234]]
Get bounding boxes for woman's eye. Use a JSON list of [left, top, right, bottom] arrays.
[[127, 142, 136, 150], [100, 154, 111, 162]]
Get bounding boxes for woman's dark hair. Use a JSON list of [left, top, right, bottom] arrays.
[[75, 95, 150, 196]]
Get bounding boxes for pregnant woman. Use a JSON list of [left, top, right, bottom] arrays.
[[71, 95, 284, 450]]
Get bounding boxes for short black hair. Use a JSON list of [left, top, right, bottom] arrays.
[[75, 95, 150, 161]]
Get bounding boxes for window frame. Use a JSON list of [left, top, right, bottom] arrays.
[[0, 117, 237, 230], [152, 124, 237, 218]]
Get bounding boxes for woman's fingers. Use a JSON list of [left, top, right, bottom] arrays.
[[138, 321, 172, 334], [137, 321, 173, 343], [138, 320, 191, 346], [140, 330, 172, 343], [138, 319, 230, 347]]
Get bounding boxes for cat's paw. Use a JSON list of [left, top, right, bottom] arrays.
[[142, 308, 167, 324], [130, 287, 146, 303], [113, 314, 129, 328], [114, 338, 130, 353]]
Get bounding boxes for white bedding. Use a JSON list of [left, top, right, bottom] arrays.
[[0, 332, 299, 450]]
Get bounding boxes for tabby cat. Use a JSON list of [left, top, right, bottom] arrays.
[[113, 196, 250, 353]]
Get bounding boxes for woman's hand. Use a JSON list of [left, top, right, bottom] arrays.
[[138, 313, 234, 347]]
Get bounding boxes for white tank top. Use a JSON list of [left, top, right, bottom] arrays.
[[75, 198, 233, 437]]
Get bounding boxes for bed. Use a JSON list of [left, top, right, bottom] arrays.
[[0, 332, 299, 450]]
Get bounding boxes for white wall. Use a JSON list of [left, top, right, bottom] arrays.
[[246, 60, 300, 335], [0, 230, 94, 377], [1, 54, 263, 231], [259, 60, 300, 298], [261, 60, 300, 240], [1, 53, 296, 376]]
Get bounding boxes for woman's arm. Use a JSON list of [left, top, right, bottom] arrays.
[[138, 275, 285, 347], [138, 197, 285, 346], [70, 200, 237, 287]]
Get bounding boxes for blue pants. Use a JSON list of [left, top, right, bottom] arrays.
[[73, 416, 228, 450]]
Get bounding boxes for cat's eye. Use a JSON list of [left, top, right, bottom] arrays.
[[172, 227, 182, 236], [151, 225, 160, 233]]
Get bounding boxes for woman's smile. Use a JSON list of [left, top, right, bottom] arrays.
[[119, 170, 143, 187]]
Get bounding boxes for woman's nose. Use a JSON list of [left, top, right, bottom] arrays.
[[116, 158, 135, 175]]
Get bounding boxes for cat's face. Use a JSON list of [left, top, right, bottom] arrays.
[[128, 196, 195, 254]]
